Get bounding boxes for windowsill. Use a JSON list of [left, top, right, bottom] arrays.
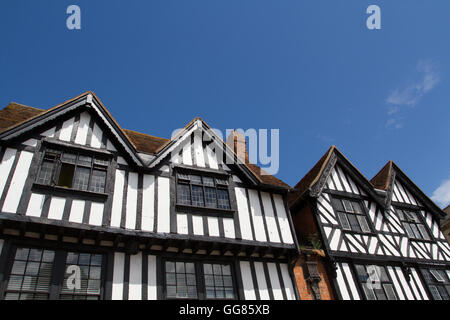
[[175, 203, 235, 215], [342, 229, 376, 237], [32, 183, 108, 201]]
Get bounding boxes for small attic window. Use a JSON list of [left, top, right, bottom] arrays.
[[36, 147, 110, 193]]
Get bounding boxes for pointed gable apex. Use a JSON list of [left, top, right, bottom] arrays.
[[0, 92, 145, 166], [289, 146, 385, 209], [371, 161, 446, 219]]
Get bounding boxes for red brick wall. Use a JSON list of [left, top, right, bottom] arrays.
[[293, 253, 335, 300]]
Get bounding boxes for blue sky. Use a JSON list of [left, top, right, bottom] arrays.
[[1, 1, 450, 207]]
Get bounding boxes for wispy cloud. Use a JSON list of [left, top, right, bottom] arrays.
[[385, 60, 440, 129], [431, 178, 450, 208]]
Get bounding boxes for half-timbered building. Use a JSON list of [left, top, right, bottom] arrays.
[[0, 92, 299, 300], [289, 146, 450, 300]]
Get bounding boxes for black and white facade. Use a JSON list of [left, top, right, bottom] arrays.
[[0, 92, 299, 300], [289, 146, 450, 300]]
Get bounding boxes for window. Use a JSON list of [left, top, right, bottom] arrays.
[[165, 261, 198, 299], [420, 268, 450, 300], [36, 148, 109, 193], [4, 248, 54, 300], [354, 264, 397, 300], [3, 246, 104, 300], [394, 208, 431, 240], [203, 263, 235, 299], [164, 260, 235, 300], [176, 173, 231, 210], [60, 252, 103, 300], [332, 197, 371, 233]]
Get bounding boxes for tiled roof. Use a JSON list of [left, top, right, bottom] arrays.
[[370, 160, 393, 191], [288, 146, 335, 206]]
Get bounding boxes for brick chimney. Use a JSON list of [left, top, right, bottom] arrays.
[[226, 130, 249, 164]]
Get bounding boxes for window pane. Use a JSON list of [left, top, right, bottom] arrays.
[[347, 214, 362, 232], [417, 224, 430, 241], [191, 185, 204, 206], [363, 285, 377, 300], [429, 285, 442, 300], [61, 153, 77, 164], [430, 270, 445, 282], [374, 287, 387, 300], [357, 215, 371, 233], [217, 189, 231, 210], [331, 198, 344, 211], [352, 201, 362, 214], [342, 199, 354, 213], [204, 187, 217, 208], [89, 169, 106, 193], [77, 155, 92, 167], [203, 177, 215, 186], [177, 184, 191, 205], [410, 224, 422, 239], [177, 173, 190, 181], [73, 167, 90, 191], [93, 158, 109, 167], [190, 175, 202, 184], [338, 212, 351, 230], [395, 208, 405, 221], [37, 160, 55, 185], [403, 223, 415, 238]]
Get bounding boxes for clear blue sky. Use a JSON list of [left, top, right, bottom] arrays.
[[1, 1, 450, 206]]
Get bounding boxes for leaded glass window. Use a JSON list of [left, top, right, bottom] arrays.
[[394, 207, 431, 240], [176, 173, 231, 210], [332, 197, 371, 233], [37, 148, 109, 193]]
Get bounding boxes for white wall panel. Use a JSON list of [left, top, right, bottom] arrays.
[[2, 151, 33, 213], [125, 172, 138, 229], [248, 189, 267, 242], [47, 197, 65, 220], [147, 255, 157, 300], [59, 117, 74, 141], [110, 169, 125, 228], [68, 199, 85, 223], [254, 262, 270, 300], [26, 193, 45, 217], [89, 202, 104, 226], [261, 192, 281, 243], [235, 187, 253, 240], [207, 217, 220, 237], [156, 177, 170, 233], [240, 261, 256, 300], [74, 111, 91, 145], [267, 263, 284, 300], [112, 252, 125, 300], [141, 174, 155, 232], [272, 194, 294, 244], [129, 252, 142, 300]]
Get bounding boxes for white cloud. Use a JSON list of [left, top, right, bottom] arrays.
[[386, 60, 440, 109], [384, 60, 440, 129], [431, 179, 450, 207]]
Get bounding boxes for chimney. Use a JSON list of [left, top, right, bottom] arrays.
[[226, 130, 249, 164]]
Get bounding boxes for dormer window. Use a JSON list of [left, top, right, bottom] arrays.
[[394, 207, 430, 241], [331, 197, 371, 233], [176, 173, 231, 210], [36, 147, 110, 193]]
